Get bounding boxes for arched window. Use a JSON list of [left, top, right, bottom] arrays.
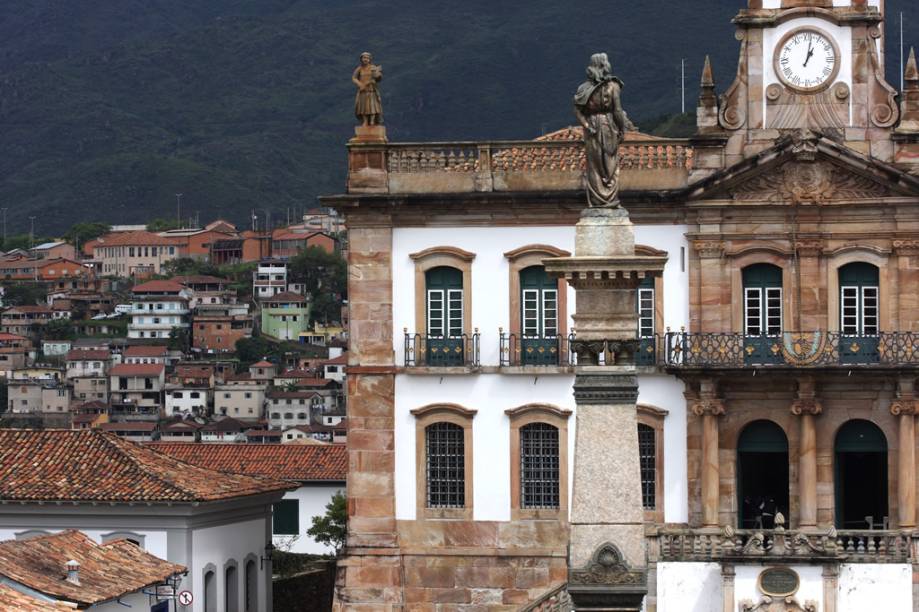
[[425, 422, 466, 509], [519, 422, 560, 509], [204, 569, 216, 612], [839, 262, 880, 363], [737, 420, 789, 528], [742, 264, 783, 365], [245, 559, 258, 611], [518, 266, 560, 366], [835, 420, 888, 529], [225, 562, 239, 612], [425, 266, 464, 366]]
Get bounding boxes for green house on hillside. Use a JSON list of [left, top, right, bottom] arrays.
[[260, 291, 310, 341]]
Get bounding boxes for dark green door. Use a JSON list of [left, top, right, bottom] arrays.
[[743, 264, 783, 365], [426, 266, 464, 366], [637, 276, 656, 365], [839, 262, 880, 364], [520, 266, 559, 365]]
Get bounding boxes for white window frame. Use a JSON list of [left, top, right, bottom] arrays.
[[638, 287, 654, 338], [841, 285, 879, 335], [744, 287, 782, 336]]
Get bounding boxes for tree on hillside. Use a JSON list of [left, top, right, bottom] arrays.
[[288, 246, 347, 325], [146, 218, 181, 232], [63, 222, 111, 248], [234, 336, 276, 369], [3, 283, 46, 306], [161, 257, 219, 278], [42, 319, 75, 341]]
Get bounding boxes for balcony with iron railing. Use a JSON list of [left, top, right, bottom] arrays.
[[498, 331, 659, 367], [404, 331, 480, 368], [663, 330, 919, 368]]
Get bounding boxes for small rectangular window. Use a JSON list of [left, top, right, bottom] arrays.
[[272, 499, 299, 535], [744, 288, 762, 336]]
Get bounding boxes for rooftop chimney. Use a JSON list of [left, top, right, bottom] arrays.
[[65, 560, 80, 585]]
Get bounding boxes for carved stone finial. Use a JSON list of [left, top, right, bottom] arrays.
[[697, 55, 719, 131], [701, 55, 714, 88], [906, 47, 918, 84]]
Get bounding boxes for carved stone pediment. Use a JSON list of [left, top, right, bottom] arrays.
[[730, 160, 890, 203], [686, 131, 919, 203], [739, 596, 817, 612]]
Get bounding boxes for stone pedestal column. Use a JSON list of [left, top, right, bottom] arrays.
[[792, 377, 821, 529], [544, 207, 666, 611], [691, 379, 724, 528], [892, 376, 917, 528]]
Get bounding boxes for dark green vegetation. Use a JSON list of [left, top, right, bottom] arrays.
[[307, 491, 347, 556], [2, 1, 917, 234]]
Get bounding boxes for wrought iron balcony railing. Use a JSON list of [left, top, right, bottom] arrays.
[[404, 332, 480, 368], [664, 330, 919, 368], [499, 332, 574, 367]]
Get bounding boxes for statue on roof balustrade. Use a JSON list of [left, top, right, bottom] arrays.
[[574, 52, 627, 208], [352, 52, 383, 126]]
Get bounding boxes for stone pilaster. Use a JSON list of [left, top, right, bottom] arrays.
[[690, 379, 725, 528], [891, 376, 917, 528], [791, 377, 822, 529]]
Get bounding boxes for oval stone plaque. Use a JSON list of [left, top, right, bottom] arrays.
[[758, 567, 799, 597]]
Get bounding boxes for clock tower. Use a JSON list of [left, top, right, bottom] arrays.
[[707, 0, 901, 164]]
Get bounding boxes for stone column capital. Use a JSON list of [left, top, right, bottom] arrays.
[[791, 399, 823, 416], [692, 240, 725, 259], [890, 400, 918, 416], [692, 399, 726, 417], [893, 239, 919, 255]]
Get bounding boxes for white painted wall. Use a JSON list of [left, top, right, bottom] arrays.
[[761, 0, 881, 8], [635, 374, 688, 523], [190, 517, 268, 612], [735, 565, 823, 610], [656, 562, 722, 612], [275, 485, 344, 554], [394, 372, 685, 522], [391, 225, 690, 366], [837, 563, 911, 611]]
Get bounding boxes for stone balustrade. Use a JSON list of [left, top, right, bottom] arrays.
[[348, 138, 693, 194], [652, 526, 912, 563]]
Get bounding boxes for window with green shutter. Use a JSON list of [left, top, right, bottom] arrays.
[[272, 499, 299, 535]]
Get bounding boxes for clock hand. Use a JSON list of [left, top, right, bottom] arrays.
[[803, 43, 814, 67]]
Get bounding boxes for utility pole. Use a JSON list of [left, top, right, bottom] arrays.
[[681, 58, 687, 114], [175, 193, 183, 228]]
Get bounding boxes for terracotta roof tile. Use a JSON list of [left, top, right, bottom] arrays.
[[109, 364, 164, 377], [0, 530, 185, 606], [260, 291, 306, 303], [123, 345, 168, 358], [251, 360, 275, 368], [94, 231, 182, 247], [99, 422, 157, 432], [0, 429, 295, 502], [132, 280, 186, 293], [149, 442, 346, 481], [200, 417, 256, 433], [0, 584, 71, 611], [66, 349, 110, 361]]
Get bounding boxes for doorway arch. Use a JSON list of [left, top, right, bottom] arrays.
[[737, 420, 789, 528], [835, 419, 888, 529]]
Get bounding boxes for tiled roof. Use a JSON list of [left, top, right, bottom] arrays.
[[123, 345, 168, 357], [0, 530, 185, 607], [200, 417, 254, 433], [162, 420, 202, 431], [150, 442, 347, 481], [0, 333, 29, 342], [292, 378, 334, 388], [278, 369, 317, 378], [66, 349, 110, 361], [0, 429, 294, 502], [73, 400, 109, 413], [174, 365, 213, 378], [99, 422, 157, 432], [171, 275, 229, 285], [93, 231, 182, 247], [3, 305, 52, 314], [0, 584, 70, 611], [109, 364, 164, 377], [321, 354, 348, 365], [260, 291, 306, 303], [132, 280, 186, 294], [71, 414, 99, 424], [268, 391, 320, 400], [251, 360, 275, 368]]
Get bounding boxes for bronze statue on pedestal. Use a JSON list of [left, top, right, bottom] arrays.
[[574, 53, 627, 208]]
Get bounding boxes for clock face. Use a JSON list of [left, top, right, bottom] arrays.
[[775, 29, 840, 93]]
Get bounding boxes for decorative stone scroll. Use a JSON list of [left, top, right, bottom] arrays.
[[691, 398, 726, 417], [569, 543, 645, 587]]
